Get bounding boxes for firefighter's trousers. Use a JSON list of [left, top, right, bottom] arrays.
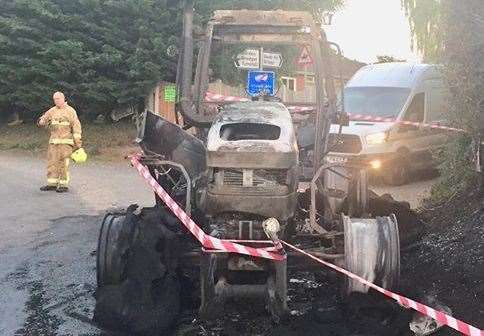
[[46, 144, 73, 187]]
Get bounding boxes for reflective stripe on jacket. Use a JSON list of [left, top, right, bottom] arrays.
[[50, 138, 75, 145], [39, 104, 82, 146]]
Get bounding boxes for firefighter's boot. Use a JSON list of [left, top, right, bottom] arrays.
[[40, 185, 57, 191], [56, 186, 69, 193]]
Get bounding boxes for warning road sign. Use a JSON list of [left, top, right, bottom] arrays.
[[297, 45, 313, 66]]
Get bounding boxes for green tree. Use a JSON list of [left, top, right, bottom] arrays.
[[196, 0, 344, 22], [432, 0, 484, 198], [375, 55, 406, 63], [0, 0, 344, 120], [401, 0, 443, 62], [403, 0, 484, 199], [0, 0, 181, 119]]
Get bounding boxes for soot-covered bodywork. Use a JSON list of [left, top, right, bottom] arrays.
[[95, 7, 406, 335], [137, 102, 299, 224], [201, 102, 299, 221]]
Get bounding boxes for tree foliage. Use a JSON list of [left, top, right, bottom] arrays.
[[401, 0, 444, 62], [0, 0, 343, 120], [432, 0, 484, 198], [196, 0, 344, 22], [403, 0, 484, 199], [0, 0, 182, 119], [375, 55, 406, 63]]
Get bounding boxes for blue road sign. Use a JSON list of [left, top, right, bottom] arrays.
[[247, 71, 276, 96]]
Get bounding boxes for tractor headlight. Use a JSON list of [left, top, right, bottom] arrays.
[[366, 132, 388, 145], [370, 159, 382, 170], [263, 218, 281, 242]]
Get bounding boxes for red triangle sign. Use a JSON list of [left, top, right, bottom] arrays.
[[297, 45, 314, 66]]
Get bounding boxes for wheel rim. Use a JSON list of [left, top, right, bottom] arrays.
[[343, 215, 400, 295]]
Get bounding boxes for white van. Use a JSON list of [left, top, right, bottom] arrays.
[[327, 63, 449, 185]]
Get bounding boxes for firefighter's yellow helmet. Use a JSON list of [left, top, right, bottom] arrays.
[[71, 148, 87, 163]]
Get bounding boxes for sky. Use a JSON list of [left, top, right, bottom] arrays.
[[325, 0, 422, 64]]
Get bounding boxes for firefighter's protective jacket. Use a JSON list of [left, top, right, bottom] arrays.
[[38, 104, 82, 147]]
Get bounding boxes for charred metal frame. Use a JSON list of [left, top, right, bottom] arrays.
[[140, 2, 399, 320], [178, 2, 337, 136], [173, 5, 343, 318], [140, 157, 193, 216], [310, 162, 370, 234]]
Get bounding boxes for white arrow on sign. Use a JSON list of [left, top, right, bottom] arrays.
[[263, 52, 283, 68], [235, 49, 260, 69]]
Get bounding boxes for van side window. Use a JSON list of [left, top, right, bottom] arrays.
[[403, 93, 425, 123], [428, 87, 447, 123]]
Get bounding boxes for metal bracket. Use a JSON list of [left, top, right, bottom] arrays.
[[141, 157, 193, 216]]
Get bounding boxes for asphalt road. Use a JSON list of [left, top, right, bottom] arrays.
[[0, 151, 438, 335], [371, 173, 436, 209], [0, 151, 153, 335]]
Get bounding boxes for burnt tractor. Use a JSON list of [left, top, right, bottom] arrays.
[[95, 5, 419, 334]]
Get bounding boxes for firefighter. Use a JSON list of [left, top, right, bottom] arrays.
[[38, 92, 82, 193]]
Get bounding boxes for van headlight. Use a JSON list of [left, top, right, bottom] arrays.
[[366, 132, 388, 145]]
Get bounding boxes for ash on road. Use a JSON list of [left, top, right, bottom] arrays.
[[0, 152, 153, 335]]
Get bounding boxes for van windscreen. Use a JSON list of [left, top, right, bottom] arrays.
[[344, 87, 410, 119]]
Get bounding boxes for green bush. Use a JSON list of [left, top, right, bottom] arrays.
[[0, 0, 182, 119]]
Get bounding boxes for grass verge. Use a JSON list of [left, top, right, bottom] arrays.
[[0, 121, 138, 161]]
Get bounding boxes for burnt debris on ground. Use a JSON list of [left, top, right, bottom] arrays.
[[400, 205, 484, 334], [93, 198, 483, 336]]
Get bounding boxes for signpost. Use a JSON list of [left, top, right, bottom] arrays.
[[247, 71, 276, 96], [262, 52, 283, 68], [235, 49, 260, 69], [237, 48, 281, 97], [236, 49, 283, 69]]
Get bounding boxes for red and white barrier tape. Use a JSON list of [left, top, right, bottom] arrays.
[[205, 92, 249, 103], [130, 155, 285, 261], [204, 91, 466, 133], [282, 241, 483, 336], [131, 153, 481, 335], [204, 92, 316, 113], [349, 114, 466, 133]]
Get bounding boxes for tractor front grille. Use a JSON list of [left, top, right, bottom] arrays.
[[222, 169, 287, 187]]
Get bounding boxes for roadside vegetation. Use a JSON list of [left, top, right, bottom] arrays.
[[402, 0, 484, 201], [0, 121, 137, 161], [0, 0, 342, 122]]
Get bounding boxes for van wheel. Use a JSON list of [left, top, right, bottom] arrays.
[[383, 156, 408, 186]]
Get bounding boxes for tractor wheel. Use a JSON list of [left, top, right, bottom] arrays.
[[97, 209, 137, 287], [342, 215, 400, 296], [368, 193, 425, 246], [95, 206, 182, 335], [383, 154, 409, 186]]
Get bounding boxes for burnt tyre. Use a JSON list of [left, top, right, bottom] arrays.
[[383, 154, 409, 186], [97, 206, 138, 287], [94, 206, 182, 335], [368, 193, 425, 246]]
